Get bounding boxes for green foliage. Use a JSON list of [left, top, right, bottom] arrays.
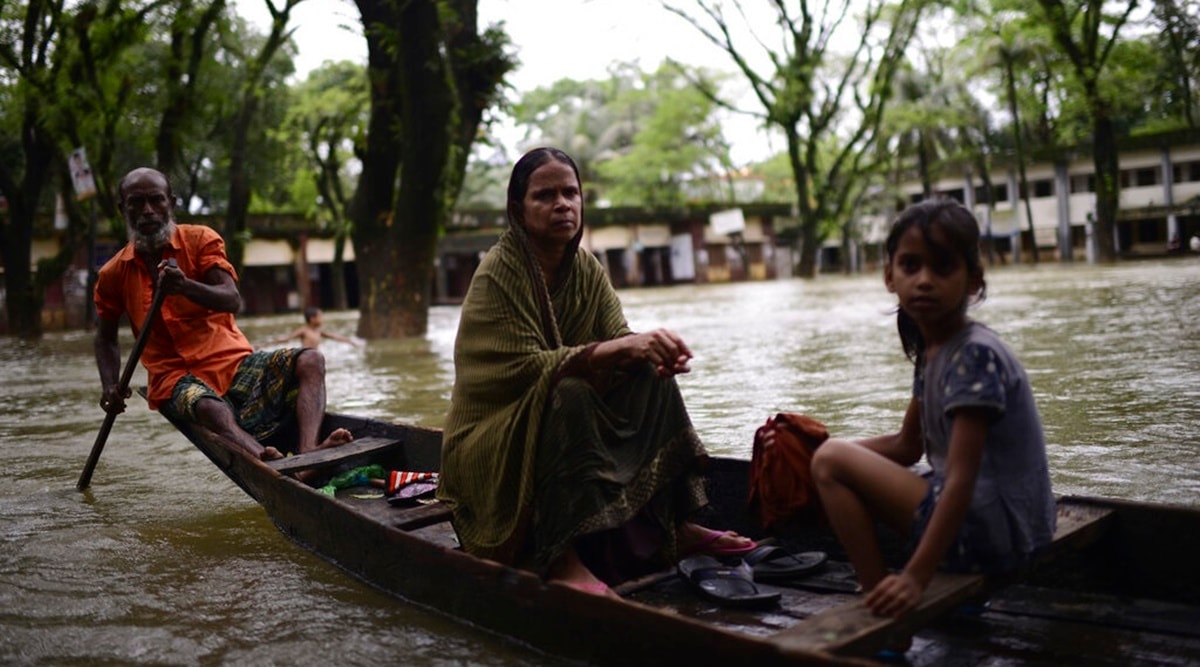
[[596, 65, 731, 207], [459, 146, 511, 209], [513, 62, 733, 206], [284, 60, 369, 218], [666, 0, 925, 276], [750, 153, 797, 203]]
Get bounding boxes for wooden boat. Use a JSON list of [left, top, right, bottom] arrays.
[[162, 411, 1200, 666]]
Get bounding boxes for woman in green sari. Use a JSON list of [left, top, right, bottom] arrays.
[[437, 148, 755, 596]]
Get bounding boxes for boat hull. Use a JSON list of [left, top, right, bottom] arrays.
[[164, 412, 1200, 666]]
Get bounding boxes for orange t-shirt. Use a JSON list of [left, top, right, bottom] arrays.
[[94, 224, 253, 409]]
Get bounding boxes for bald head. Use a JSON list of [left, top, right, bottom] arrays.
[[118, 168, 171, 206], [119, 167, 176, 253]]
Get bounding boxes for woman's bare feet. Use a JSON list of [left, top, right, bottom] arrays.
[[548, 547, 618, 599], [677, 522, 756, 557]]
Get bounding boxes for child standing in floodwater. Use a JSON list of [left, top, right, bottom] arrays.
[[264, 307, 361, 350], [809, 199, 1056, 619]]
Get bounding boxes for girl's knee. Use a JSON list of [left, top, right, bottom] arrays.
[[811, 438, 855, 481]]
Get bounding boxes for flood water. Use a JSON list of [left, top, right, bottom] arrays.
[[2, 258, 1198, 665]]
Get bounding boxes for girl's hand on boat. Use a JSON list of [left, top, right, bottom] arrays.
[[864, 571, 923, 617]]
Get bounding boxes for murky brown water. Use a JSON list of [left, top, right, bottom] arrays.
[[3, 259, 1198, 665]]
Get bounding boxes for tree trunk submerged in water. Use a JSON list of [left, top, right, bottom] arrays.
[[350, 0, 512, 339], [351, 0, 449, 339]]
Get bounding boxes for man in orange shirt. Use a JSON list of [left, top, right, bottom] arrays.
[[94, 167, 351, 463]]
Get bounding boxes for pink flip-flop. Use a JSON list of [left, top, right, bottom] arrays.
[[682, 527, 758, 558]]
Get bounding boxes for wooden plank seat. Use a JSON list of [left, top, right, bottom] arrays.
[[772, 501, 1117, 657], [388, 501, 454, 532], [335, 490, 453, 532], [267, 436, 401, 474]]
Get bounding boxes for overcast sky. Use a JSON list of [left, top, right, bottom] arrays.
[[239, 0, 795, 163]]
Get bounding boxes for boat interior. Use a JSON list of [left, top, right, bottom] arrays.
[[236, 415, 1200, 666]]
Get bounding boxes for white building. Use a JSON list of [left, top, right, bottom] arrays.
[[851, 130, 1200, 265]]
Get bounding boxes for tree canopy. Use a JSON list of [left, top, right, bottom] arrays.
[[3, 0, 1199, 337]]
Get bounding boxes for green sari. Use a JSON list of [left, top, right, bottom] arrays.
[[437, 228, 708, 576]]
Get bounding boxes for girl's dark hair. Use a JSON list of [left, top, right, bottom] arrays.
[[505, 147, 584, 348], [885, 198, 987, 363]]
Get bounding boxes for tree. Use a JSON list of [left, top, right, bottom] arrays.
[[458, 145, 512, 209], [974, 14, 1053, 263], [511, 64, 735, 207], [1150, 0, 1199, 129], [222, 0, 301, 272], [883, 58, 962, 199], [1036, 0, 1139, 262], [154, 0, 227, 177], [0, 0, 300, 337], [750, 152, 798, 203], [0, 0, 160, 338], [666, 0, 924, 277], [0, 0, 62, 339], [512, 72, 643, 202], [287, 60, 369, 309], [349, 0, 512, 339]]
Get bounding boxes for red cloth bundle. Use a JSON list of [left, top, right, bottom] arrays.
[[747, 413, 829, 530]]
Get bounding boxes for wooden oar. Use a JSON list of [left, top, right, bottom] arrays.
[[77, 258, 175, 490]]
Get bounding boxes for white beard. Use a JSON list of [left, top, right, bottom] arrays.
[[131, 220, 176, 254]]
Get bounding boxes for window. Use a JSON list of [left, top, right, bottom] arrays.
[[1178, 161, 1200, 183], [1137, 219, 1162, 243], [1122, 167, 1161, 188], [1069, 174, 1095, 193], [942, 188, 965, 204], [1033, 180, 1053, 198]]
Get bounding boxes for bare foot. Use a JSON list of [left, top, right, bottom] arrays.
[[317, 427, 353, 450], [547, 547, 618, 599], [259, 446, 284, 461], [677, 522, 755, 557], [554, 578, 619, 599]]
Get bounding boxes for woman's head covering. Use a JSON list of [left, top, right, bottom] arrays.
[[505, 147, 586, 347]]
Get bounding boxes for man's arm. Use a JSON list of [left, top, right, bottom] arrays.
[[94, 315, 129, 413], [158, 261, 242, 312]]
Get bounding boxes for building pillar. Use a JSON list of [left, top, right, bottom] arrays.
[[1086, 213, 1097, 264], [1055, 161, 1072, 262], [1162, 146, 1180, 243], [1007, 169, 1021, 264]]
